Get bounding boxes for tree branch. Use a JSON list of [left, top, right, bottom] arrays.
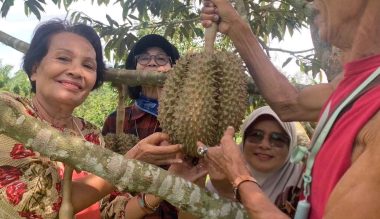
[[0, 31, 309, 95], [0, 30, 29, 54], [0, 92, 248, 219]]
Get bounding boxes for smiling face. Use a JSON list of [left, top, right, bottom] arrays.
[[312, 0, 367, 48], [136, 47, 172, 72], [31, 32, 97, 109], [243, 115, 290, 173], [136, 47, 172, 99]]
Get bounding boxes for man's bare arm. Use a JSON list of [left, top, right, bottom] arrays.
[[324, 112, 380, 218], [228, 21, 342, 122]]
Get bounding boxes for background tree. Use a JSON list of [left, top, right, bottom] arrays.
[[0, 0, 326, 134], [0, 0, 341, 78]]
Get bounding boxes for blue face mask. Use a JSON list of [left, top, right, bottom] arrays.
[[135, 95, 159, 117]]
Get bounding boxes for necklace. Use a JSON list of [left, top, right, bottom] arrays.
[[72, 117, 85, 139], [31, 98, 84, 138]]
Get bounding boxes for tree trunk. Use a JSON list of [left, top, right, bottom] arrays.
[[116, 85, 126, 134], [309, 18, 342, 82], [0, 93, 248, 219]]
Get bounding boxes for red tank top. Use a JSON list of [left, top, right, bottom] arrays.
[[309, 54, 380, 218]]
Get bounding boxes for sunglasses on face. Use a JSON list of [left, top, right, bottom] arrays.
[[135, 54, 172, 66], [245, 129, 290, 149]]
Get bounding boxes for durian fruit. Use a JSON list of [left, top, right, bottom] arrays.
[[157, 56, 190, 140], [104, 133, 140, 155], [158, 50, 248, 157]]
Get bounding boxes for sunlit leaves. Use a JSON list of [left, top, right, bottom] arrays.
[[24, 0, 46, 20], [0, 0, 14, 17], [0, 0, 321, 75], [0, 66, 31, 97]]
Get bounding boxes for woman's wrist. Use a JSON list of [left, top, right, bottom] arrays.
[[232, 175, 260, 202], [137, 193, 161, 213]]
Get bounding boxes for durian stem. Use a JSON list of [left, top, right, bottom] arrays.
[[204, 22, 218, 53], [116, 84, 126, 134], [59, 165, 74, 219]]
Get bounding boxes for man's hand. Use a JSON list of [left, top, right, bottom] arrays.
[[169, 153, 208, 187], [204, 127, 251, 183], [201, 0, 243, 34]]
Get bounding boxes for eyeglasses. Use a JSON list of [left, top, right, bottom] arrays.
[[135, 54, 172, 66], [245, 130, 290, 149]]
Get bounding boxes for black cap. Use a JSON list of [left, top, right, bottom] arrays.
[[125, 34, 180, 99], [125, 34, 180, 69]]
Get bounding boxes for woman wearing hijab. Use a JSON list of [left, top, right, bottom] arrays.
[[207, 106, 303, 204]]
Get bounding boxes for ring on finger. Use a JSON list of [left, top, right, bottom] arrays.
[[197, 145, 209, 157]]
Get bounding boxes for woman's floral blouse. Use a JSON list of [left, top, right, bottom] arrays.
[[0, 92, 104, 219]]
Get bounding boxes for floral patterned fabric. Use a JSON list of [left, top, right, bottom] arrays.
[[0, 92, 104, 219]]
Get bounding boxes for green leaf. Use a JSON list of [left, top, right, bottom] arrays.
[[0, 0, 14, 17], [164, 24, 174, 38], [128, 14, 139, 21], [282, 57, 293, 68], [106, 14, 119, 27], [25, 0, 42, 19], [63, 0, 73, 9]]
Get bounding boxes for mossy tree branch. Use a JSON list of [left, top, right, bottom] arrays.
[[0, 93, 248, 219]]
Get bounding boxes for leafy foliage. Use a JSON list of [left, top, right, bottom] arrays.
[[69, 0, 204, 65], [0, 0, 325, 123], [0, 65, 31, 97], [74, 82, 120, 127], [246, 0, 311, 42], [67, 0, 314, 67], [0, 0, 315, 71]]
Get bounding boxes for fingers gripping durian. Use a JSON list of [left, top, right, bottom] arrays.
[[159, 25, 248, 157]]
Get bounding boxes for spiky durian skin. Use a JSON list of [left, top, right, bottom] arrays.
[[158, 54, 190, 141], [173, 53, 219, 156], [214, 51, 248, 142], [104, 133, 140, 155], [159, 51, 248, 157]]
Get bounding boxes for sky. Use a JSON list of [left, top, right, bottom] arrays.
[[0, 1, 123, 70], [0, 1, 320, 83]]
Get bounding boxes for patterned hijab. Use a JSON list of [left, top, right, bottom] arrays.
[[240, 106, 303, 202]]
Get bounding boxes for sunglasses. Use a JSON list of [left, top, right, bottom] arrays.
[[245, 130, 290, 149], [135, 54, 172, 66]]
